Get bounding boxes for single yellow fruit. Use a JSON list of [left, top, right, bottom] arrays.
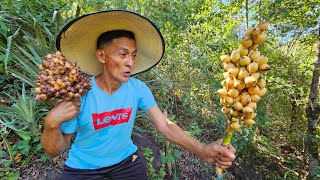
[[230, 109, 239, 117], [246, 102, 257, 110], [241, 91, 250, 96], [250, 94, 261, 102], [248, 85, 260, 95], [254, 55, 268, 65], [243, 112, 257, 119], [220, 98, 226, 106], [241, 36, 253, 48], [233, 102, 243, 111], [257, 22, 269, 31], [234, 79, 245, 90], [240, 93, 251, 106], [220, 55, 231, 63], [238, 46, 249, 56], [251, 72, 260, 80], [238, 67, 249, 80], [247, 62, 259, 73], [239, 56, 251, 66], [259, 63, 271, 73], [249, 51, 261, 60], [257, 79, 266, 88], [251, 44, 259, 50], [244, 119, 256, 125], [225, 97, 234, 105], [230, 122, 241, 130], [242, 106, 254, 114], [253, 32, 268, 45], [221, 80, 227, 87], [231, 50, 241, 63], [228, 88, 239, 98], [251, 27, 262, 37], [221, 107, 229, 114], [226, 76, 234, 87], [257, 88, 267, 97], [244, 76, 257, 87], [223, 62, 235, 71], [217, 89, 228, 98], [228, 67, 239, 77]]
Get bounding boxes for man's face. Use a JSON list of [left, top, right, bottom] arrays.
[[97, 37, 137, 83]]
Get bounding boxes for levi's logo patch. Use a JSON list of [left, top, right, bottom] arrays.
[[92, 107, 132, 130]]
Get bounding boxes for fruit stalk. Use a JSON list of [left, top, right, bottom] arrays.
[[216, 118, 234, 176]]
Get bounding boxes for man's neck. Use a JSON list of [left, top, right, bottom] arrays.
[[94, 74, 122, 94]]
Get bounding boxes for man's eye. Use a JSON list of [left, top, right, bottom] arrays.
[[120, 53, 126, 57]]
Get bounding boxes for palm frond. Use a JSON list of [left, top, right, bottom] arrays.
[[0, 84, 48, 136]]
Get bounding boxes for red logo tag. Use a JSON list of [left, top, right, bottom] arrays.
[[92, 107, 132, 130]]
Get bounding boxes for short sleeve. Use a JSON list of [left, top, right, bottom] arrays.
[[138, 82, 157, 111], [60, 116, 78, 134]]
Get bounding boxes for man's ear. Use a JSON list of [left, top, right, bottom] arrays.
[[96, 49, 106, 63]]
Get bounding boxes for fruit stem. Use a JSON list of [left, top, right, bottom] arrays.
[[216, 126, 234, 176]]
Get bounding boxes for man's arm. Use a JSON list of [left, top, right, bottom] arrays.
[[146, 105, 236, 169], [41, 120, 72, 158], [40, 98, 81, 158]]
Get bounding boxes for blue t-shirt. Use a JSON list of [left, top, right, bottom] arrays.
[[60, 77, 156, 169]]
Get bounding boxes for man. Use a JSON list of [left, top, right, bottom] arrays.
[[41, 10, 236, 180]]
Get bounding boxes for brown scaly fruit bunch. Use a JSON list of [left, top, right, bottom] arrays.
[[33, 51, 92, 102], [218, 22, 271, 132]]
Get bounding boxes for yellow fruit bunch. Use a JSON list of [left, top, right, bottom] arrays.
[[218, 22, 271, 132], [33, 51, 92, 102], [215, 21, 271, 176]]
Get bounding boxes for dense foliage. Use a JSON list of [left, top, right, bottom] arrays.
[[0, 0, 319, 179]]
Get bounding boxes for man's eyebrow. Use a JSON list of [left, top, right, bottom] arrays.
[[116, 48, 137, 52]]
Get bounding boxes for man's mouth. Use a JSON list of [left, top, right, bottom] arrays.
[[123, 71, 131, 77]]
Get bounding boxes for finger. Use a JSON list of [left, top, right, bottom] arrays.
[[215, 145, 236, 160], [215, 157, 233, 168], [75, 101, 81, 107], [218, 155, 234, 162], [226, 144, 236, 153], [216, 139, 223, 145]]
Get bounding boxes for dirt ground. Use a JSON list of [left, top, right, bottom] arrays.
[[16, 130, 262, 180]]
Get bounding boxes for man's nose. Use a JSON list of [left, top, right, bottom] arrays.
[[127, 56, 135, 67]]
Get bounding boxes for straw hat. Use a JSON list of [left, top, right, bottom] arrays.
[[56, 10, 165, 76]]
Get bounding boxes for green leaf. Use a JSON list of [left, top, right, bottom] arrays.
[[20, 146, 31, 155], [1, 160, 12, 168], [40, 154, 47, 163], [0, 150, 7, 158], [2, 135, 13, 160], [160, 155, 167, 163], [4, 27, 20, 73], [0, 22, 8, 37], [8, 171, 20, 180], [14, 130, 31, 141]]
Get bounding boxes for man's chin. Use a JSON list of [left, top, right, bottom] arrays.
[[121, 76, 130, 83]]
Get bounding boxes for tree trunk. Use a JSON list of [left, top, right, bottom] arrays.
[[306, 28, 320, 180], [245, 0, 248, 29]]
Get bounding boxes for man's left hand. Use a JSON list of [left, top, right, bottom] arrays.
[[201, 139, 236, 169]]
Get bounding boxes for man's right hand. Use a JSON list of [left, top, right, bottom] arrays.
[[45, 97, 81, 129]]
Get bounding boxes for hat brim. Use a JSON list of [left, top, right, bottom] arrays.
[[56, 10, 165, 76]]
